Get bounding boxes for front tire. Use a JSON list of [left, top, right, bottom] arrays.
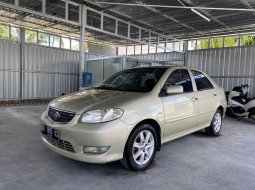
[[205, 109, 222, 136], [121, 124, 157, 171]]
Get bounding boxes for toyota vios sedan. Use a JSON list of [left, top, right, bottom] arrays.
[[41, 66, 227, 170]]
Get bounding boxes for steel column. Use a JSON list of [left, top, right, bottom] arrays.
[[79, 5, 86, 89], [20, 28, 25, 100], [42, 0, 46, 14]]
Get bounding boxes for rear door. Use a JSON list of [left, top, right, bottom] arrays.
[[191, 70, 218, 128], [161, 69, 199, 139]]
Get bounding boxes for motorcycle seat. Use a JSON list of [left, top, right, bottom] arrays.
[[232, 96, 245, 104], [245, 98, 255, 104]]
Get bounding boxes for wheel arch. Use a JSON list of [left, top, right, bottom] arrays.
[[125, 119, 162, 152], [217, 105, 224, 116]]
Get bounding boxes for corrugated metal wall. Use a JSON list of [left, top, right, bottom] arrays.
[[86, 57, 180, 84], [85, 53, 185, 85], [22, 44, 80, 99], [87, 59, 104, 84], [1, 39, 255, 100], [0, 40, 20, 100], [86, 58, 124, 84], [0, 40, 102, 100], [186, 47, 255, 97], [134, 52, 185, 66]]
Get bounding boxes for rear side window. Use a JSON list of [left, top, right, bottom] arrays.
[[191, 70, 214, 91], [163, 69, 193, 93]]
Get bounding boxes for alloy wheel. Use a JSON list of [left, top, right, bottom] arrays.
[[132, 130, 155, 165], [213, 112, 222, 133]]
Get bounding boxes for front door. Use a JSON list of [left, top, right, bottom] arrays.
[[161, 69, 199, 139]]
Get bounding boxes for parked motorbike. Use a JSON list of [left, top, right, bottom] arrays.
[[227, 84, 255, 120]]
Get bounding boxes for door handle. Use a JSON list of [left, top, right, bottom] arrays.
[[191, 97, 198, 101]]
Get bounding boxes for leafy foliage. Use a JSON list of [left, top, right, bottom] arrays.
[[38, 33, 49, 46], [190, 35, 255, 50], [25, 30, 37, 43], [240, 36, 255, 46], [0, 25, 9, 40], [210, 38, 223, 48], [225, 36, 238, 47]]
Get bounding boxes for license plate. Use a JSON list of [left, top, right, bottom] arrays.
[[41, 124, 59, 141]]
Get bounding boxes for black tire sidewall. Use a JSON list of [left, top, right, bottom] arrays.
[[226, 107, 238, 118], [124, 124, 157, 171]]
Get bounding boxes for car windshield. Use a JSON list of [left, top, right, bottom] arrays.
[[94, 67, 167, 92]]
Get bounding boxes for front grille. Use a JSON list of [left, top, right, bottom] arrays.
[[44, 135, 75, 153], [48, 107, 75, 123]]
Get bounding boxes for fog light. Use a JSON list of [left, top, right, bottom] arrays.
[[83, 146, 110, 154]]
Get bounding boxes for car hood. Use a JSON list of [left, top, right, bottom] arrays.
[[49, 89, 145, 114]]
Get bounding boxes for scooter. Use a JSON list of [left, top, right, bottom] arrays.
[[227, 84, 255, 120]]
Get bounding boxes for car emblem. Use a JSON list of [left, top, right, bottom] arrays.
[[54, 112, 61, 121]]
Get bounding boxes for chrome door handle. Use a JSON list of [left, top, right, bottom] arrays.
[[191, 97, 198, 101]]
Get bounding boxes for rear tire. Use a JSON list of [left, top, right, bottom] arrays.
[[205, 109, 222, 136], [226, 107, 238, 118], [121, 124, 157, 171], [248, 108, 255, 120]]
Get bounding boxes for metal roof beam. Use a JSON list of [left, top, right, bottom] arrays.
[[240, 0, 255, 16], [0, 0, 182, 48], [85, 0, 178, 39], [181, 0, 236, 33], [95, 2, 255, 12], [14, 12, 30, 21], [0, 13, 76, 36], [133, 0, 205, 36], [0, 1, 80, 26], [84, 7, 182, 52]]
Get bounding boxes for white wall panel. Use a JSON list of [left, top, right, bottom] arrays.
[[87, 60, 104, 84], [103, 58, 122, 79]]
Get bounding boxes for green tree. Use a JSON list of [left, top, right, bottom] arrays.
[[225, 36, 238, 47], [38, 33, 49, 46], [198, 37, 240, 49], [210, 38, 223, 48], [25, 30, 37, 43], [200, 39, 209, 49], [0, 25, 9, 40], [84, 42, 89, 53], [240, 35, 255, 46], [50, 35, 60, 47], [197, 39, 209, 49]]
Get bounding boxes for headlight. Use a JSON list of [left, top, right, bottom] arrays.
[[79, 108, 124, 123]]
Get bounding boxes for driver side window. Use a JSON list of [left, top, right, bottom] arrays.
[[162, 69, 193, 95]]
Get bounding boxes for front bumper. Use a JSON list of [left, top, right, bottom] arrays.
[[41, 111, 132, 164]]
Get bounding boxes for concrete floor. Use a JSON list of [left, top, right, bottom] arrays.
[[0, 105, 255, 190]]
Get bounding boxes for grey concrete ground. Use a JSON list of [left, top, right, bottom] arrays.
[[0, 105, 255, 190]]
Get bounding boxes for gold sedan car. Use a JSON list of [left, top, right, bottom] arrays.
[[41, 66, 227, 170]]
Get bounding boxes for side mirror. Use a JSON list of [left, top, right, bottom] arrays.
[[166, 85, 184, 95]]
